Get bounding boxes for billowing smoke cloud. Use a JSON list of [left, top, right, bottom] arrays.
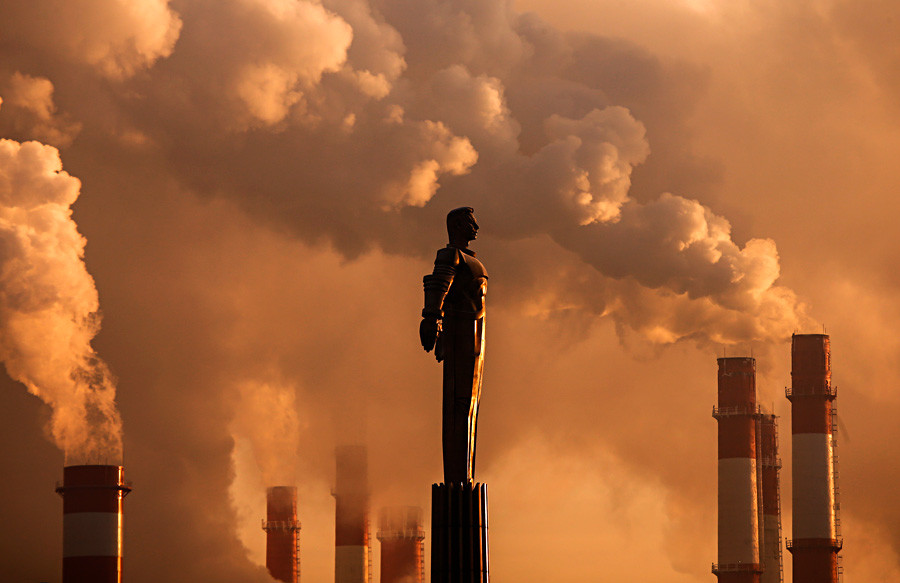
[[0, 73, 81, 147], [0, 135, 121, 464], [80, 0, 805, 346], [15, 0, 900, 581], [0, 0, 181, 79], [555, 193, 807, 343]]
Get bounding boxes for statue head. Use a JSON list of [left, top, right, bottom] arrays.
[[446, 207, 478, 247]]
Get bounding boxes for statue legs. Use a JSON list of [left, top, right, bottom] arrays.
[[435, 316, 488, 583], [441, 316, 484, 484]]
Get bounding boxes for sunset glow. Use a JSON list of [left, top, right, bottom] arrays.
[[1, 0, 899, 582]]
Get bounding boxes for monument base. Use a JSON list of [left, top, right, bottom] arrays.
[[431, 482, 489, 583]]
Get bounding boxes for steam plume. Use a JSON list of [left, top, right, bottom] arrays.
[[0, 136, 122, 463], [0, 0, 181, 79], [230, 379, 301, 485], [93, 0, 806, 344], [0, 73, 81, 147]]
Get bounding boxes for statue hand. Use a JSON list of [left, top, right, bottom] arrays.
[[420, 317, 439, 352]]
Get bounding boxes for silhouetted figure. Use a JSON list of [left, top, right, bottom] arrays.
[[420, 207, 487, 484]]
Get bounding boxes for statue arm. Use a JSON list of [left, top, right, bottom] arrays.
[[420, 247, 458, 352]]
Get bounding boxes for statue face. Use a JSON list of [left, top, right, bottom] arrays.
[[464, 212, 479, 242]]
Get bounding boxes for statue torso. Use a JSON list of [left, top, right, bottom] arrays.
[[443, 247, 487, 318]]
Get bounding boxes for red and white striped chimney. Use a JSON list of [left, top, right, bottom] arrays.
[[787, 334, 841, 583], [758, 414, 784, 583], [377, 506, 425, 583], [263, 486, 301, 583], [56, 465, 131, 583], [334, 445, 370, 583], [713, 357, 761, 583]]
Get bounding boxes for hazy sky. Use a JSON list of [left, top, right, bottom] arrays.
[[1, 0, 899, 581]]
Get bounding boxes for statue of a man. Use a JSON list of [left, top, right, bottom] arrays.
[[420, 207, 488, 485]]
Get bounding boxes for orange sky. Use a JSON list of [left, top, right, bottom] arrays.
[[2, 0, 900, 581]]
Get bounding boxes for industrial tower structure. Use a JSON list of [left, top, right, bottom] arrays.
[[713, 357, 762, 583], [787, 334, 842, 583], [759, 414, 784, 583], [56, 465, 131, 583], [334, 445, 370, 583], [377, 506, 426, 583], [263, 486, 301, 583]]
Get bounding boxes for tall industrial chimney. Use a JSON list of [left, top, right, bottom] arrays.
[[263, 486, 301, 583], [377, 506, 425, 583], [334, 445, 370, 583], [759, 414, 784, 583], [713, 357, 762, 583], [56, 465, 131, 583], [787, 334, 841, 583]]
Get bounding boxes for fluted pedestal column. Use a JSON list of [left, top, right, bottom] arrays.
[[431, 482, 489, 583]]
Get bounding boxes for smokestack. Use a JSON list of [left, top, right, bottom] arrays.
[[787, 334, 842, 583], [759, 414, 784, 583], [377, 506, 425, 583], [713, 357, 762, 583], [55, 465, 131, 583], [262, 486, 301, 583], [334, 445, 370, 583]]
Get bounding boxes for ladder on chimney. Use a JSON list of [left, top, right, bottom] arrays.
[[774, 418, 784, 583], [367, 514, 374, 583], [832, 403, 843, 583]]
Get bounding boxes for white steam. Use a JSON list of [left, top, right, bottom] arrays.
[[0, 73, 81, 147], [0, 137, 121, 463], [230, 379, 301, 485], [1, 0, 809, 348], [72, 0, 805, 344], [0, 0, 181, 79], [554, 192, 810, 342]]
